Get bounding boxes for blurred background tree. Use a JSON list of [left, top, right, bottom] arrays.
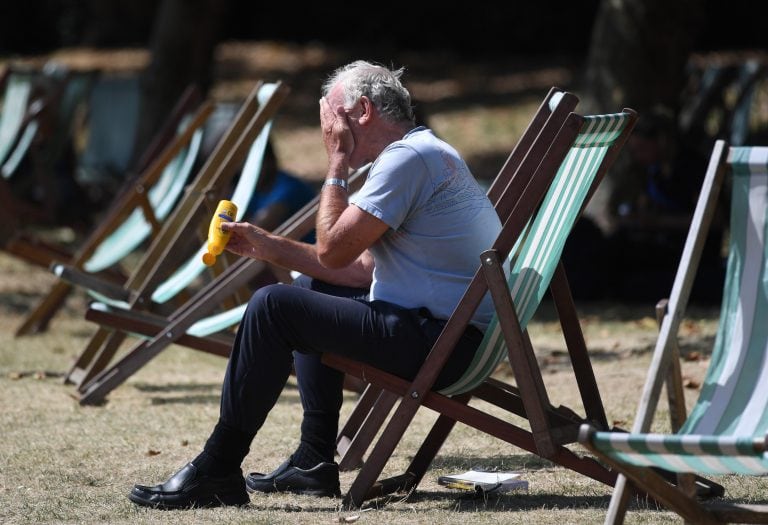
[[133, 0, 229, 159], [0, 0, 764, 302]]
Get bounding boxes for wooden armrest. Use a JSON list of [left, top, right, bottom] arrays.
[[50, 262, 133, 303]]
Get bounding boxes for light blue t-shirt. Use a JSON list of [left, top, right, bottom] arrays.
[[351, 127, 502, 330]]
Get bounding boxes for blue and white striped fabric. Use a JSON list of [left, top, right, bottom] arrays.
[[588, 146, 768, 475], [439, 112, 632, 396], [83, 119, 203, 273], [89, 83, 279, 310], [0, 72, 33, 174], [148, 82, 278, 305]]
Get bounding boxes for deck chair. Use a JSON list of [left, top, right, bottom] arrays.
[[70, 87, 577, 406], [578, 141, 768, 525], [333, 87, 578, 469], [13, 85, 209, 336], [76, 163, 368, 404], [0, 67, 36, 171], [0, 67, 50, 234], [2, 74, 199, 267], [3, 67, 99, 217], [315, 105, 640, 508], [59, 81, 289, 391]]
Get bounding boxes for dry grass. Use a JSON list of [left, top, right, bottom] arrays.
[[1, 246, 762, 525]]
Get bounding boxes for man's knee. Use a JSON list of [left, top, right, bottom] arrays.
[[248, 283, 294, 312]]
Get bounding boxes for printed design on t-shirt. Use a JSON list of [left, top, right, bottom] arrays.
[[422, 150, 489, 216]]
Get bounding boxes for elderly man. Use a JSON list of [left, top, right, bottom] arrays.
[[129, 60, 501, 509]]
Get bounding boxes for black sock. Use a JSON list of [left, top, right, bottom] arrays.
[[290, 442, 328, 469], [194, 420, 254, 476], [292, 410, 337, 469]]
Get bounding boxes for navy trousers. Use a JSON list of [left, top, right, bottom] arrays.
[[215, 274, 482, 463]]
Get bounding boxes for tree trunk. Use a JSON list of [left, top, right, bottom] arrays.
[[580, 0, 705, 233], [132, 0, 229, 169]]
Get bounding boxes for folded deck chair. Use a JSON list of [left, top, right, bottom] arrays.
[[72, 87, 576, 406], [315, 104, 639, 508], [578, 141, 768, 525], [13, 85, 209, 336], [60, 81, 289, 391]]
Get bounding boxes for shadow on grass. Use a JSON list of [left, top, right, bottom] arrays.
[[432, 453, 556, 472], [0, 291, 44, 315], [245, 492, 614, 514], [397, 489, 612, 512], [136, 381, 302, 405], [135, 382, 224, 393]]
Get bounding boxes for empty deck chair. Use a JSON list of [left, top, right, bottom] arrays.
[[579, 141, 768, 525], [13, 86, 209, 336], [59, 81, 289, 390]]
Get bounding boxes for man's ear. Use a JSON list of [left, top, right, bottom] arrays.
[[358, 96, 374, 125]]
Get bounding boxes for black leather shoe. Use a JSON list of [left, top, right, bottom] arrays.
[[246, 459, 341, 497], [129, 463, 249, 509]]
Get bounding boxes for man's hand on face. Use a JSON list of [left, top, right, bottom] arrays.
[[319, 96, 355, 163]]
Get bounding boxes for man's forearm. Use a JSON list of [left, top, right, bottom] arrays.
[[316, 154, 350, 249], [256, 232, 371, 288]]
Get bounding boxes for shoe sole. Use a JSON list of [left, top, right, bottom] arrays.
[[245, 483, 340, 498], [129, 490, 249, 509]]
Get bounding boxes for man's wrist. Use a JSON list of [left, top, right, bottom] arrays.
[[323, 178, 348, 191]]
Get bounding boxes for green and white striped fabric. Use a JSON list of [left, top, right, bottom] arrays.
[[89, 82, 278, 310], [83, 119, 203, 273], [149, 82, 278, 305], [439, 112, 632, 396], [0, 72, 33, 174], [588, 146, 768, 475]]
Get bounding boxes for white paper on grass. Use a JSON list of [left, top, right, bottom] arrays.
[[437, 470, 529, 492]]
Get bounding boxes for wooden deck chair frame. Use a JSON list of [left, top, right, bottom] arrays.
[[70, 86, 574, 404], [578, 140, 768, 525], [316, 105, 641, 509], [12, 85, 208, 336], [60, 80, 289, 390]]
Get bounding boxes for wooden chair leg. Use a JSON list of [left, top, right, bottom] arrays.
[[64, 328, 112, 386], [338, 389, 398, 471], [405, 393, 472, 491], [75, 330, 127, 393]]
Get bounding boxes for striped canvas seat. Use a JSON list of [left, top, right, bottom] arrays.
[[89, 82, 280, 308], [586, 146, 768, 474], [0, 71, 34, 175], [579, 142, 768, 524], [83, 116, 204, 273], [440, 111, 633, 396]]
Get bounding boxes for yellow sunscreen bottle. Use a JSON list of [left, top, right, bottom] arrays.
[[202, 199, 238, 267]]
